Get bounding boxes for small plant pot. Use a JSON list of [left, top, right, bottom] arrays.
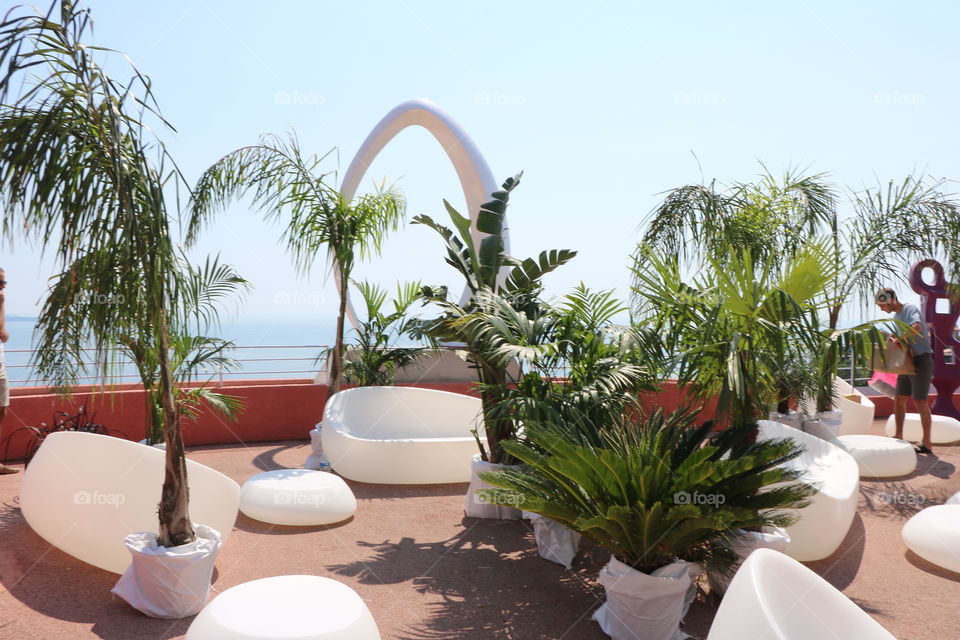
[[592, 555, 694, 640], [768, 410, 804, 431], [804, 410, 842, 441], [303, 425, 330, 471], [112, 523, 222, 618], [137, 438, 166, 451], [523, 511, 581, 569], [707, 526, 790, 596], [464, 454, 522, 520]]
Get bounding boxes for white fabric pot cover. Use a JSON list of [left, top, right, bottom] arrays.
[[464, 454, 521, 520], [112, 523, 222, 619], [304, 425, 330, 470], [708, 527, 790, 596], [803, 410, 842, 442], [526, 512, 582, 569], [593, 555, 692, 640], [768, 411, 804, 431]]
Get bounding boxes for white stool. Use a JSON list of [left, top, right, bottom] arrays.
[[902, 505, 960, 574], [240, 469, 356, 526], [884, 413, 960, 444], [186, 575, 381, 639], [836, 435, 916, 478]]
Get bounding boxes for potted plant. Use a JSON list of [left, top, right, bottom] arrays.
[[0, 2, 242, 617], [479, 409, 813, 640]]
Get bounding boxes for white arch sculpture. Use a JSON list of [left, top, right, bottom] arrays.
[[337, 98, 504, 327]]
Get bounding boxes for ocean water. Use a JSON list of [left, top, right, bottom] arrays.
[[3, 316, 340, 386]]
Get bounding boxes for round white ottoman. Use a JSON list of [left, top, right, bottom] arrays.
[[836, 435, 916, 478], [186, 575, 381, 640], [240, 469, 356, 526], [884, 413, 960, 444], [902, 505, 960, 574]]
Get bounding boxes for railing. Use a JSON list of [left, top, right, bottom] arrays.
[[4, 344, 330, 387]]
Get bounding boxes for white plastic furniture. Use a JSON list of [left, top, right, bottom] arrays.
[[19, 431, 240, 574], [707, 548, 895, 639], [322, 386, 485, 484], [884, 413, 960, 443], [833, 377, 876, 435], [902, 505, 960, 574], [758, 420, 859, 561], [836, 435, 916, 478], [186, 575, 381, 639], [240, 469, 356, 526]]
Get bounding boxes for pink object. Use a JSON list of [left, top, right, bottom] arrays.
[[910, 259, 960, 419], [869, 372, 898, 398]]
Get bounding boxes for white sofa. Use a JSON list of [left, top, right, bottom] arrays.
[[707, 548, 895, 639], [322, 386, 485, 484], [833, 377, 876, 435], [19, 431, 240, 574], [758, 420, 859, 561]]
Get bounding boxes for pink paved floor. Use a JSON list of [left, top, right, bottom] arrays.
[[0, 419, 958, 639]]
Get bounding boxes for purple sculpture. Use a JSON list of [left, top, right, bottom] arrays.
[[909, 259, 960, 419]]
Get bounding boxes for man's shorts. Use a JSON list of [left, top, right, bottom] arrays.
[[896, 352, 934, 401]]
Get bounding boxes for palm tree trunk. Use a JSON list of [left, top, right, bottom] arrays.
[[329, 272, 348, 396], [156, 313, 194, 548]]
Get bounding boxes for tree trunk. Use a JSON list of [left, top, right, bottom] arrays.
[[156, 316, 194, 548], [329, 273, 348, 396]]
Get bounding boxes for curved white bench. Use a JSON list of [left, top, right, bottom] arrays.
[[322, 386, 485, 484], [186, 575, 381, 639], [834, 378, 876, 435], [902, 505, 960, 574], [20, 431, 240, 574], [759, 420, 859, 561], [884, 414, 960, 444], [707, 548, 895, 639], [240, 469, 356, 526], [836, 435, 916, 478]]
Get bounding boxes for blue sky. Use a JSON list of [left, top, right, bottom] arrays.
[[3, 0, 956, 323]]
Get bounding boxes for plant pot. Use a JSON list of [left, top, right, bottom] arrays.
[[523, 511, 581, 569], [803, 410, 842, 442], [768, 410, 804, 431], [592, 555, 694, 640], [464, 454, 522, 520], [112, 523, 222, 618], [303, 425, 330, 471], [707, 526, 790, 596], [137, 438, 166, 450]]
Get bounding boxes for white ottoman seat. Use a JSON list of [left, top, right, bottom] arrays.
[[884, 413, 960, 443], [902, 505, 960, 574], [240, 469, 356, 526], [186, 575, 381, 639], [836, 435, 916, 478]]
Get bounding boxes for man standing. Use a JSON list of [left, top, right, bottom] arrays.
[[876, 287, 935, 454], [0, 269, 15, 473]]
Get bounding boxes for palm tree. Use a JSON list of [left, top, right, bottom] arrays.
[[187, 134, 405, 395], [0, 0, 216, 547]]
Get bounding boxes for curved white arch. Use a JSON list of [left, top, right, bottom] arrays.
[[337, 98, 504, 328]]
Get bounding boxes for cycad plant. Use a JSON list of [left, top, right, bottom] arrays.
[[340, 280, 429, 386], [479, 408, 814, 574]]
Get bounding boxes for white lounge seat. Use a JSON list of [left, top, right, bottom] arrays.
[[884, 413, 960, 443], [758, 420, 859, 561], [186, 575, 381, 639], [19, 431, 240, 574], [707, 548, 895, 639], [833, 377, 876, 435], [322, 386, 485, 484], [902, 505, 960, 574], [240, 469, 356, 526], [836, 435, 916, 478]]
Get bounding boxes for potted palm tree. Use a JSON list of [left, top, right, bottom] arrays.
[[0, 1, 241, 617], [479, 409, 813, 640]]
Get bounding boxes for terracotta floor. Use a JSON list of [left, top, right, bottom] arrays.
[[0, 419, 958, 639]]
